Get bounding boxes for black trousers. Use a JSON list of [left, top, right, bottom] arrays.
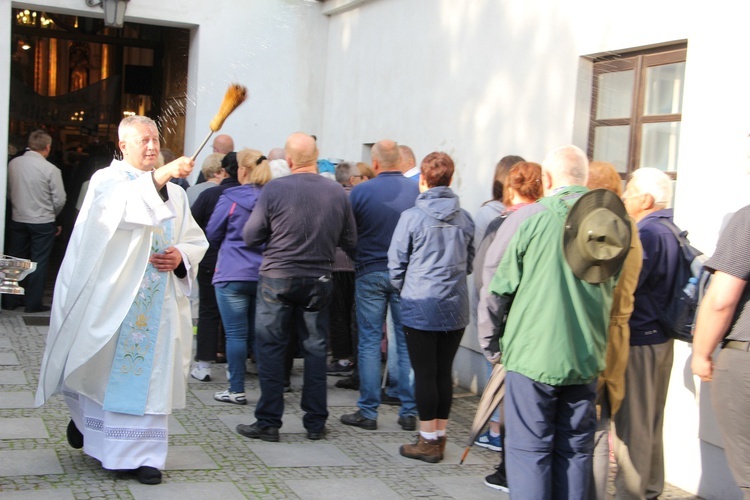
[[403, 326, 464, 421], [329, 271, 357, 361], [195, 265, 222, 361]]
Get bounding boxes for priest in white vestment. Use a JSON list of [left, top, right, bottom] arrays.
[[35, 115, 208, 485]]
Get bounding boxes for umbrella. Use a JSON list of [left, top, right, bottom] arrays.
[[459, 363, 506, 464]]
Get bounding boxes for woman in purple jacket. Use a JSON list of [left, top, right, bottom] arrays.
[[206, 149, 272, 405]]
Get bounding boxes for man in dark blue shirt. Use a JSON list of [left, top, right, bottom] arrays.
[[614, 167, 680, 499], [341, 140, 420, 431]]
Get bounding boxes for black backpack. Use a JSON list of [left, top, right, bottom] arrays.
[[649, 219, 709, 343]]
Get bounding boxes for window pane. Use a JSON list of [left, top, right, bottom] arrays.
[[640, 122, 680, 172], [593, 125, 630, 173], [596, 70, 634, 119], [644, 62, 685, 116]]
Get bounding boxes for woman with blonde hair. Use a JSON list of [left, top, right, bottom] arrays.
[[206, 148, 272, 404]]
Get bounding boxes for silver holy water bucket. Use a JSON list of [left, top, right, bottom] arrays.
[[0, 255, 37, 295]]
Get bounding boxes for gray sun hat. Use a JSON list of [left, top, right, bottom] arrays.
[[563, 188, 632, 284]]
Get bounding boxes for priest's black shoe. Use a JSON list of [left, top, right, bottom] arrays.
[[137, 466, 162, 485], [66, 419, 83, 449], [117, 466, 162, 485]]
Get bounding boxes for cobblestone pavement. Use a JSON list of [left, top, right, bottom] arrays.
[[0, 309, 699, 499]]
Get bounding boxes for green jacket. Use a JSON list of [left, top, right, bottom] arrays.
[[488, 186, 614, 386]]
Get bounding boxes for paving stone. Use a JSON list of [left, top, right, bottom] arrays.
[[167, 415, 187, 435], [0, 370, 27, 384], [0, 352, 20, 365], [0, 490, 75, 499], [326, 389, 359, 407], [427, 475, 508, 499], [129, 482, 246, 500], [0, 307, 701, 499], [246, 442, 357, 467], [219, 412, 305, 435], [165, 445, 219, 470], [0, 417, 49, 439], [0, 449, 63, 476], [0, 391, 36, 408], [287, 478, 402, 499]]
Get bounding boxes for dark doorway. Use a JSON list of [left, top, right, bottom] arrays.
[[8, 8, 190, 279]]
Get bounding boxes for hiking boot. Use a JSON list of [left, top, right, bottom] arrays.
[[213, 389, 247, 405], [474, 430, 502, 452], [398, 415, 417, 431], [340, 410, 377, 430], [190, 364, 211, 382], [236, 422, 280, 442], [327, 359, 354, 376], [437, 435, 446, 460], [335, 374, 359, 390], [484, 463, 509, 492], [400, 435, 441, 463]]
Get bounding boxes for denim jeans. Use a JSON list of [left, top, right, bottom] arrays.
[[254, 276, 331, 432], [385, 309, 407, 398], [355, 271, 416, 420], [214, 281, 257, 394]]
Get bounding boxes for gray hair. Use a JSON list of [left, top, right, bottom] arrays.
[[542, 145, 589, 187], [28, 130, 52, 152], [269, 159, 291, 179], [629, 167, 673, 209], [201, 153, 226, 179], [118, 115, 157, 141], [335, 161, 359, 184]]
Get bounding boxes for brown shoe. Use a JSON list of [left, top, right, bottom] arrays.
[[436, 435, 446, 460], [399, 435, 441, 463]]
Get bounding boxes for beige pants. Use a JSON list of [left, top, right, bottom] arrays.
[[613, 341, 674, 499]]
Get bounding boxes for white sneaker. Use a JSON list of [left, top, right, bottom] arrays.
[[213, 389, 247, 405], [190, 364, 211, 382]]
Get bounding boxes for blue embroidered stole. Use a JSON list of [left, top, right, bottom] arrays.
[[103, 218, 174, 416]]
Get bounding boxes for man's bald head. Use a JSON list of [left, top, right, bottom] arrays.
[[541, 145, 589, 193], [372, 140, 402, 173], [285, 133, 319, 172], [268, 148, 285, 161], [212, 134, 234, 155], [398, 145, 416, 174]]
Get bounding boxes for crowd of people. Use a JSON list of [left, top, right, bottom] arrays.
[[9, 115, 748, 498]]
